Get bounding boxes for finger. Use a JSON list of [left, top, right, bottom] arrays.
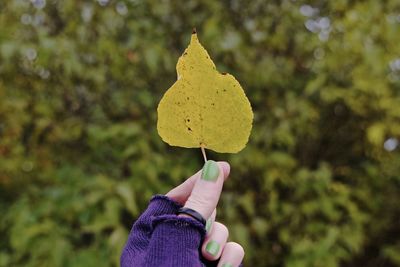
[[201, 222, 229, 260], [167, 161, 230, 207], [184, 161, 230, 219], [206, 209, 217, 234], [217, 242, 245, 267], [166, 169, 201, 205]]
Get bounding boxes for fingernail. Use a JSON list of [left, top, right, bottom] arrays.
[[205, 218, 212, 232], [201, 160, 219, 182], [205, 240, 220, 256], [222, 264, 233, 267]]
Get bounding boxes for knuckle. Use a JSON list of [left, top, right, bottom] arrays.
[[214, 222, 229, 237], [226, 242, 245, 257], [187, 195, 209, 208]]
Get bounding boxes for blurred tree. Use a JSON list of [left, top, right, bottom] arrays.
[[0, 0, 400, 266]]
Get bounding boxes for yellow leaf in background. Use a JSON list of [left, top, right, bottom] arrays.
[[157, 31, 253, 153]]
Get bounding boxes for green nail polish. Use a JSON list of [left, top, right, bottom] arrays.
[[222, 264, 233, 267], [205, 240, 220, 256], [205, 218, 212, 232], [201, 160, 219, 181]]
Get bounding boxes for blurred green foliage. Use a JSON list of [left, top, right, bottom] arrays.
[[1, 0, 400, 266]]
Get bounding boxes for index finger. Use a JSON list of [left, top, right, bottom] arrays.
[[166, 161, 230, 206], [183, 161, 229, 219]]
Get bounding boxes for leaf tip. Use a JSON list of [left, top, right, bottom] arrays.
[[192, 27, 197, 34]]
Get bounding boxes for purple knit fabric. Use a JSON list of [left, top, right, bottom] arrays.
[[120, 195, 242, 267]]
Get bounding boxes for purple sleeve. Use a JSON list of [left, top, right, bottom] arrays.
[[120, 195, 206, 267]]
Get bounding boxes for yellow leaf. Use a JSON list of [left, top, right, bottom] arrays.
[[157, 31, 253, 153]]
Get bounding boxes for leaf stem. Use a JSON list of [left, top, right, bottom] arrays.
[[200, 144, 207, 163]]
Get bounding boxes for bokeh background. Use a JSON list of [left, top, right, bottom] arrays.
[[1, 0, 400, 266]]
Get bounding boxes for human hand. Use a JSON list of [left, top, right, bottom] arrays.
[[121, 160, 244, 267], [167, 160, 245, 266]]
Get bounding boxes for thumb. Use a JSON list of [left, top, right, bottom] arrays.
[[183, 160, 230, 219]]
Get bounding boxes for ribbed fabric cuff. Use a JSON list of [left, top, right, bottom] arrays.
[[152, 214, 207, 237], [122, 195, 209, 267], [149, 194, 183, 214], [125, 194, 182, 253], [141, 215, 206, 266]]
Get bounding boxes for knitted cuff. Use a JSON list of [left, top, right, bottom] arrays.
[[124, 194, 183, 252], [148, 194, 183, 215], [122, 195, 206, 267], [141, 214, 206, 267], [152, 214, 207, 237]]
